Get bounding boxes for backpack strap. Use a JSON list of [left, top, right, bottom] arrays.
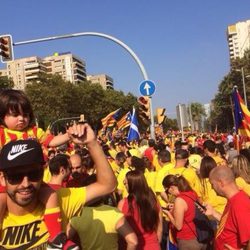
[[181, 194, 198, 238]]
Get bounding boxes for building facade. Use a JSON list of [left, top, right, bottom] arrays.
[[0, 52, 86, 90], [43, 52, 86, 83], [0, 56, 46, 89], [87, 74, 114, 90], [227, 20, 250, 60]]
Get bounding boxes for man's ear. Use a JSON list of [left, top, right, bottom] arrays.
[[218, 179, 224, 187], [60, 166, 68, 175], [0, 172, 6, 187]]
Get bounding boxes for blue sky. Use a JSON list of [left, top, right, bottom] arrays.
[[2, 1, 250, 118]]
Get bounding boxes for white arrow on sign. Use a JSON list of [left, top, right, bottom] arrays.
[[144, 82, 151, 96]]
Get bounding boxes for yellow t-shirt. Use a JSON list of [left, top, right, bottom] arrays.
[[212, 155, 226, 166], [170, 152, 176, 164], [0, 204, 49, 249], [43, 166, 51, 183], [197, 178, 226, 214], [70, 205, 123, 250], [117, 168, 131, 198], [236, 177, 250, 196], [144, 170, 157, 192], [168, 167, 201, 196], [57, 187, 86, 230], [108, 159, 119, 176], [155, 162, 174, 193], [1, 187, 86, 249], [108, 149, 118, 160], [154, 162, 174, 207], [152, 154, 161, 171]]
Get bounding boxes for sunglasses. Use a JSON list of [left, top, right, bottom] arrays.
[[5, 168, 44, 185]]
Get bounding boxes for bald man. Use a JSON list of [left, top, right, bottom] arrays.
[[67, 153, 89, 187], [207, 166, 250, 250]]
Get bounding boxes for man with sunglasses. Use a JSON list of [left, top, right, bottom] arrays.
[[0, 123, 117, 249]]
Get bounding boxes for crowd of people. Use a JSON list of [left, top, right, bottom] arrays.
[[0, 89, 250, 250]]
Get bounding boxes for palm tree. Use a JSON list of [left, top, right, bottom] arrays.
[[190, 102, 206, 131]]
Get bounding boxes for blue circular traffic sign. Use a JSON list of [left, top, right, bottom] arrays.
[[139, 80, 156, 96]]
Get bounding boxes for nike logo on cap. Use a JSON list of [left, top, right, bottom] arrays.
[[7, 144, 35, 161]]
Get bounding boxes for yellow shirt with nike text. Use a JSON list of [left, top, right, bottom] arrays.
[[0, 204, 49, 249], [0, 187, 86, 249]]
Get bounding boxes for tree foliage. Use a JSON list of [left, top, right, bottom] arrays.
[[209, 49, 250, 132], [162, 117, 178, 131], [190, 102, 206, 131], [0, 76, 14, 89], [25, 73, 137, 130]]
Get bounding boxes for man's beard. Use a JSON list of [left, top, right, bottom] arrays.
[[7, 185, 38, 207]]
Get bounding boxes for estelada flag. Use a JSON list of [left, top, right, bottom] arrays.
[[101, 108, 121, 128], [232, 87, 250, 138], [117, 111, 131, 130]]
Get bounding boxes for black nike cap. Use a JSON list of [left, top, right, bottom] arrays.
[[0, 139, 45, 170]]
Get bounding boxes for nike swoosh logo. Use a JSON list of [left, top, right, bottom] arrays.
[[47, 243, 63, 249], [7, 148, 35, 161]]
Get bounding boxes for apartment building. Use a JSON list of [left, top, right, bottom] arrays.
[[0, 56, 46, 89], [227, 19, 250, 60], [0, 52, 86, 89], [87, 74, 114, 90], [43, 52, 86, 83]]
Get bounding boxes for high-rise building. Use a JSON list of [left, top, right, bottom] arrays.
[[0, 52, 86, 89], [87, 74, 114, 90], [227, 20, 250, 61], [43, 52, 86, 83]]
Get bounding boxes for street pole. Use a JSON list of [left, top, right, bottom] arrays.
[[241, 67, 247, 107], [188, 103, 194, 133], [149, 96, 155, 139], [179, 104, 185, 142]]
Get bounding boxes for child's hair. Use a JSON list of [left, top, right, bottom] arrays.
[[0, 89, 35, 127]]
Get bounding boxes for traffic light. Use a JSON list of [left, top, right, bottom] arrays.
[[137, 96, 150, 124], [156, 108, 166, 125], [0, 35, 14, 62]]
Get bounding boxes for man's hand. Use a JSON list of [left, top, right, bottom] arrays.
[[204, 203, 222, 222], [67, 123, 96, 145], [204, 203, 215, 217]]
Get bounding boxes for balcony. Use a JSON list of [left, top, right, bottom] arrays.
[[25, 74, 39, 80]]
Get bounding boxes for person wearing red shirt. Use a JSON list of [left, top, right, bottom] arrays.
[[118, 170, 162, 250], [206, 166, 250, 250], [162, 175, 207, 250]]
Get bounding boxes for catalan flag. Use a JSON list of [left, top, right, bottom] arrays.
[[117, 111, 131, 130], [232, 87, 250, 137], [101, 108, 121, 128]]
